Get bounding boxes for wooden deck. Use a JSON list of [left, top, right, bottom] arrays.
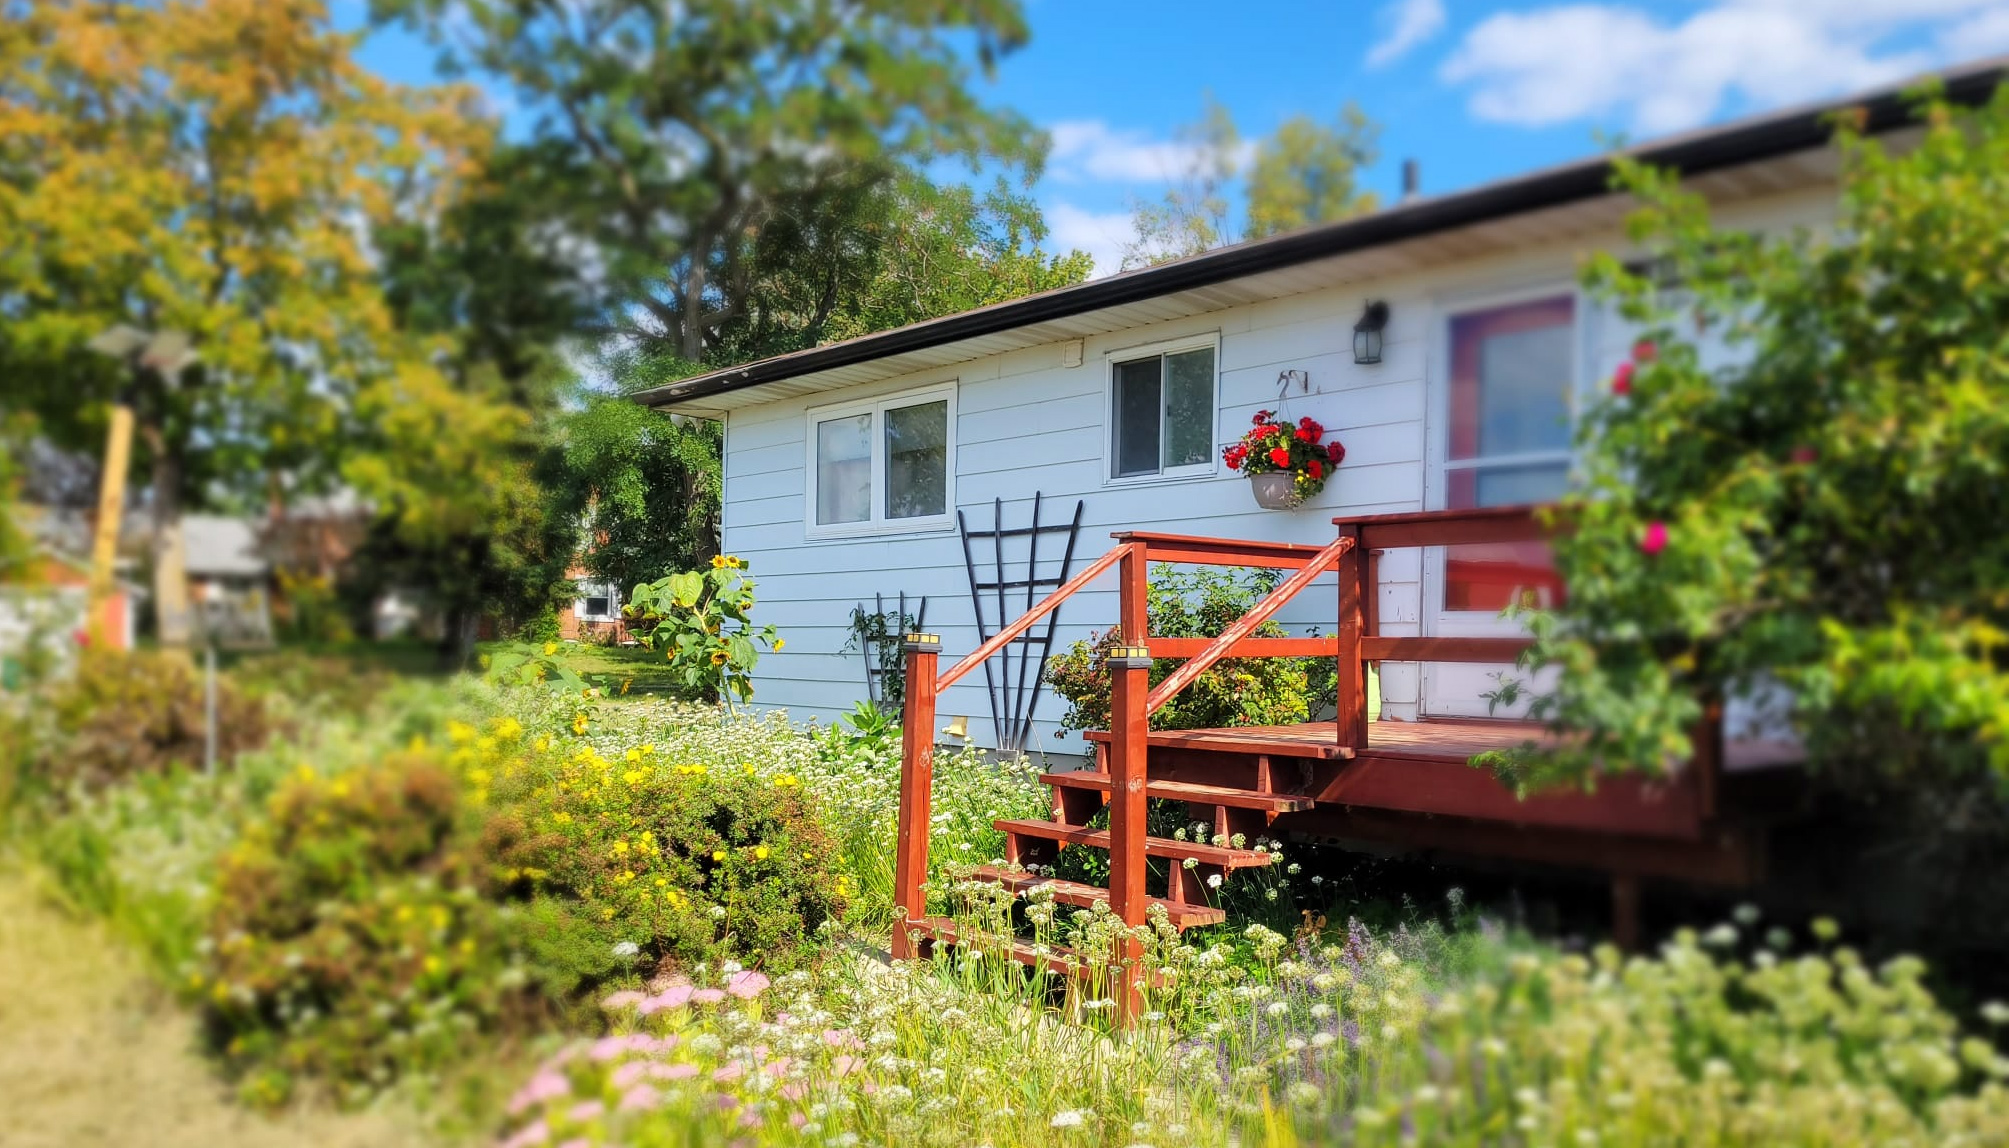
[[1084, 717, 1803, 771]]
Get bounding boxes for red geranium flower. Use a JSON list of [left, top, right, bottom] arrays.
[[1253, 410, 1273, 426], [1325, 441, 1345, 463], [1267, 446, 1291, 468], [1307, 459, 1323, 480], [1612, 362, 1634, 395], [1294, 427, 1313, 442]]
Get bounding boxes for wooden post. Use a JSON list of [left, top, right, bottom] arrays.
[[1611, 873, 1643, 954], [1119, 542, 1147, 645], [892, 633, 941, 960], [1334, 525, 1368, 751], [87, 401, 135, 646], [1106, 642, 1152, 1022]]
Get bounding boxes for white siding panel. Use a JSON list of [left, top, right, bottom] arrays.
[[715, 186, 1839, 736]]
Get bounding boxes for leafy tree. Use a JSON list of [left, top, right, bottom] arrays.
[[1244, 104, 1378, 239], [1121, 96, 1242, 270], [372, 0, 1043, 363], [1494, 86, 2009, 801], [554, 379, 723, 595], [0, 0, 485, 647], [1123, 98, 1381, 268], [819, 176, 1093, 344]]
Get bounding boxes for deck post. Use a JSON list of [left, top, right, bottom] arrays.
[[892, 633, 942, 960], [1334, 524, 1369, 751], [1119, 541, 1147, 645], [1106, 642, 1153, 1022]]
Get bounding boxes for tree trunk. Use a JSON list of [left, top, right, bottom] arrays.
[[681, 251, 707, 364], [148, 429, 194, 656]]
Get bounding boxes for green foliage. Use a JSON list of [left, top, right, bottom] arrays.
[[488, 737, 845, 985], [625, 558, 779, 705], [1494, 85, 2009, 794], [372, 0, 1043, 363], [844, 602, 921, 706], [1243, 102, 1379, 239], [33, 650, 271, 792], [1045, 564, 1325, 737], [196, 754, 520, 1107], [551, 388, 722, 587]]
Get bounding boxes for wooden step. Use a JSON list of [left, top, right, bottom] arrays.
[[1082, 726, 1354, 761], [970, 864, 1227, 929], [1040, 770, 1316, 813], [994, 819, 1276, 871]]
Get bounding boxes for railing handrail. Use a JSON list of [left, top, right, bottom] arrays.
[[934, 542, 1133, 693], [1333, 504, 1553, 550], [1144, 534, 1355, 714]]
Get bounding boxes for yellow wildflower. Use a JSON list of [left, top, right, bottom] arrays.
[[725, 555, 743, 568], [773, 638, 785, 651], [711, 850, 727, 862], [626, 748, 641, 763], [424, 956, 443, 975], [447, 720, 476, 744], [543, 641, 558, 656], [623, 769, 645, 785], [754, 845, 769, 861]]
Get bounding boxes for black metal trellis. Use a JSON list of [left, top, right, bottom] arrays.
[[957, 494, 1085, 755], [852, 592, 926, 708]]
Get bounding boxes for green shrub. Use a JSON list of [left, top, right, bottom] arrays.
[[1045, 564, 1328, 737], [195, 752, 523, 1107], [489, 732, 845, 985], [39, 649, 272, 790]]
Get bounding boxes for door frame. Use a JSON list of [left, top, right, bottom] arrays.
[[1419, 277, 1596, 717]]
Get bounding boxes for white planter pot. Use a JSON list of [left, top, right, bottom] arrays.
[[1248, 472, 1305, 510]]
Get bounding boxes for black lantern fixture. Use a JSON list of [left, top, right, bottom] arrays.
[[1353, 300, 1389, 365]]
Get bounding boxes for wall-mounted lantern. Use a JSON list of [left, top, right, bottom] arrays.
[[1353, 300, 1389, 365]]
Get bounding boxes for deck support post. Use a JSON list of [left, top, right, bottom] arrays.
[[1611, 872, 1643, 953], [892, 633, 942, 960], [1334, 524, 1369, 751], [1106, 638, 1153, 1023]]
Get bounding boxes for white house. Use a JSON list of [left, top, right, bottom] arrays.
[[636, 62, 2002, 753]]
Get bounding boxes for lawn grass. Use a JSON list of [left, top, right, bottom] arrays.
[[538, 640, 689, 698]]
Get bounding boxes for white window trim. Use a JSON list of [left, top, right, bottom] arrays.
[[802, 382, 958, 541], [575, 580, 622, 622], [1101, 332, 1223, 486]]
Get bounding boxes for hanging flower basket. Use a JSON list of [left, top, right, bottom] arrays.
[[1224, 410, 1344, 511]]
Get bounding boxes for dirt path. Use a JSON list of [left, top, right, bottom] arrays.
[[0, 867, 441, 1148]]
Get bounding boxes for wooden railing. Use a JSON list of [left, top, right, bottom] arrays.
[[892, 505, 1564, 977]]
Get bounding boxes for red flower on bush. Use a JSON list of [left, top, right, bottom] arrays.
[[1632, 339, 1658, 362], [1612, 362, 1634, 396], [1640, 521, 1668, 555]]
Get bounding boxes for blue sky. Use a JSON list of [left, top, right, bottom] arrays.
[[338, 0, 2009, 274]]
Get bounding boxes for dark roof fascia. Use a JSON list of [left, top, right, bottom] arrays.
[[634, 61, 2005, 411]]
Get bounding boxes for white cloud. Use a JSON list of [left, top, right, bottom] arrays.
[[1045, 202, 1135, 279], [1047, 119, 1255, 185], [1941, 5, 2009, 53], [1438, 1, 2002, 136], [1366, 0, 1448, 68]]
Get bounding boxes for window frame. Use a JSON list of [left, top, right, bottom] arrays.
[[1101, 332, 1222, 485], [575, 580, 622, 622], [802, 382, 958, 540]]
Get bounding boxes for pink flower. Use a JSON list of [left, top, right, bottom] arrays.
[[713, 1062, 746, 1083], [1632, 338, 1658, 362], [830, 1054, 861, 1076], [588, 1037, 628, 1062], [1641, 521, 1668, 555], [618, 1086, 662, 1113], [600, 990, 645, 1011], [653, 1063, 700, 1081], [725, 970, 770, 999], [500, 1120, 551, 1148], [1790, 445, 1818, 464], [611, 1061, 650, 1089], [638, 984, 693, 1014], [565, 1100, 604, 1123], [1611, 362, 1634, 396], [507, 1071, 570, 1115], [822, 1028, 860, 1048], [692, 988, 726, 1005]]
